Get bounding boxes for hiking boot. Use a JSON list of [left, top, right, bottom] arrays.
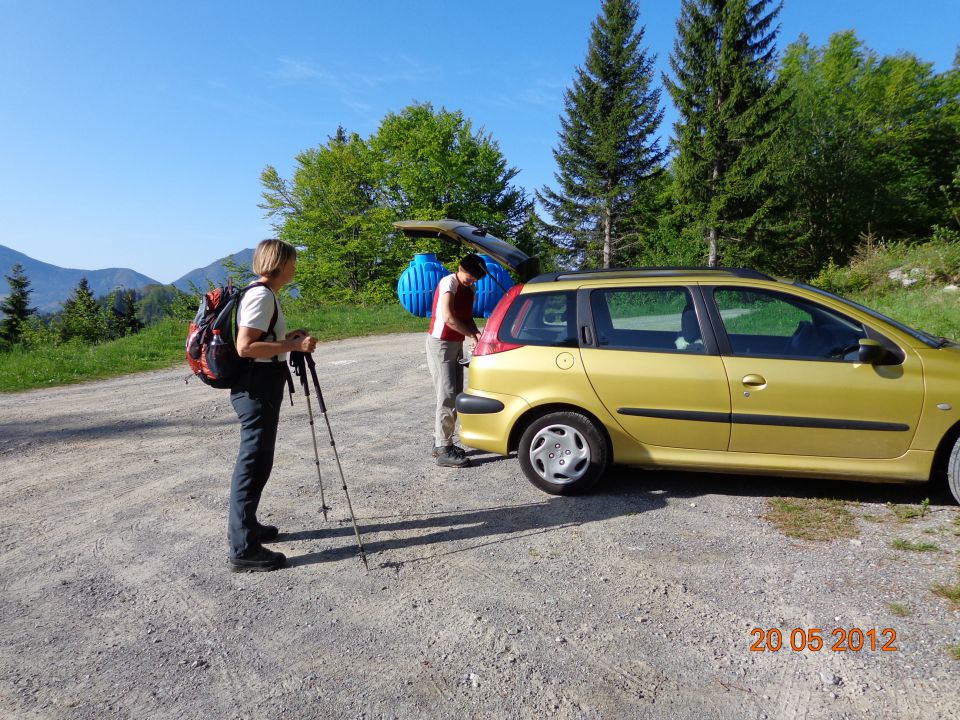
[[257, 524, 279, 543], [432, 445, 449, 457], [436, 445, 470, 468], [229, 546, 286, 573]]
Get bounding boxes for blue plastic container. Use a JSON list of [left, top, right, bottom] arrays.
[[397, 253, 450, 317], [472, 254, 513, 318]]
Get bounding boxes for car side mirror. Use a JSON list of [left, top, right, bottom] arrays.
[[858, 338, 890, 364]]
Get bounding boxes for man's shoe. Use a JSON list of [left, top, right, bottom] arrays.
[[257, 524, 279, 543], [432, 445, 450, 457], [436, 445, 470, 468], [229, 546, 286, 573]]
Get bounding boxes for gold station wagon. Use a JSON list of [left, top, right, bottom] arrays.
[[395, 220, 960, 502]]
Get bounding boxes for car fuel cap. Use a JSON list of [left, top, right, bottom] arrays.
[[556, 352, 575, 370]]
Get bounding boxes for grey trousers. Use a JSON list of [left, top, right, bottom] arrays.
[[425, 336, 464, 447]]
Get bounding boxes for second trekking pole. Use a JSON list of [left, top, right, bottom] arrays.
[[290, 351, 369, 571]]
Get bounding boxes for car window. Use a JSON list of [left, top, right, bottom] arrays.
[[714, 287, 866, 360], [500, 291, 577, 347], [590, 287, 703, 353]]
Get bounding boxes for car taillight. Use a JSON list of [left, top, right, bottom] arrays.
[[474, 284, 525, 356]]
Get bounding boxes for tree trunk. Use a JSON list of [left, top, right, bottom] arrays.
[[603, 207, 612, 269], [708, 163, 720, 267]]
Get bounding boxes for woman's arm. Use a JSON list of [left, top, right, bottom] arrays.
[[236, 326, 316, 358]]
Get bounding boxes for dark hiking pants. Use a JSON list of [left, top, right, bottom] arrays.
[[228, 362, 286, 556]]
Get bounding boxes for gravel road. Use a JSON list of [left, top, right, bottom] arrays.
[[1, 331, 958, 719]]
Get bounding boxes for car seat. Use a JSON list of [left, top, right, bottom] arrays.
[[786, 320, 827, 358], [675, 307, 704, 351]]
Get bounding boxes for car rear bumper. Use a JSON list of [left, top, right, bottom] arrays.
[[456, 390, 530, 455]]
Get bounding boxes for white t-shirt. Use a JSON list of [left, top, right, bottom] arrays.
[[238, 285, 287, 363]]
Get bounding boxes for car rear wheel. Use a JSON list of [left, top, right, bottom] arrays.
[[518, 411, 608, 495], [948, 435, 960, 505]]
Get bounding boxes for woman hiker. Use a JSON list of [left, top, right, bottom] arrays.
[[229, 239, 317, 572], [426, 253, 486, 468]]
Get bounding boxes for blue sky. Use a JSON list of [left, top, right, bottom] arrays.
[[1, 0, 957, 284]]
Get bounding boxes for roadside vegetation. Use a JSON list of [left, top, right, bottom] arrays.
[[0, 304, 426, 393]]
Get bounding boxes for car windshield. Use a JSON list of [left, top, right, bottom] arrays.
[[796, 283, 947, 348]]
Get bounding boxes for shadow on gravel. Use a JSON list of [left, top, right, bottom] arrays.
[[279, 462, 954, 569], [283, 491, 669, 569], [603, 465, 954, 507], [0, 416, 234, 445]]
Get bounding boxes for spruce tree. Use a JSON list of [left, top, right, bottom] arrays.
[[538, 0, 667, 268], [109, 289, 143, 337], [60, 277, 109, 344], [665, 0, 783, 267], [0, 263, 36, 346]]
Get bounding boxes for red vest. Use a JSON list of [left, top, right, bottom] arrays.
[[428, 274, 474, 341]]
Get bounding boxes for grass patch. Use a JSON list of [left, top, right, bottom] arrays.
[[931, 582, 960, 609], [886, 602, 911, 617], [885, 499, 931, 522], [850, 287, 960, 341], [764, 497, 858, 541], [948, 646, 960, 661], [889, 538, 939, 552], [0, 304, 429, 393]]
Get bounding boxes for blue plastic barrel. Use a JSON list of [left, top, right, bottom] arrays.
[[472, 254, 513, 318], [397, 253, 450, 317]]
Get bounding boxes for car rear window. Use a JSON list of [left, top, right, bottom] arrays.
[[499, 291, 577, 347]]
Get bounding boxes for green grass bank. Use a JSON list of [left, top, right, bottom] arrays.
[[0, 304, 427, 393]]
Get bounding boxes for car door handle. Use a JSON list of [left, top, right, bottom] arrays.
[[580, 326, 593, 346], [741, 374, 767, 387]]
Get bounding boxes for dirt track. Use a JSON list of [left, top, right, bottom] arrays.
[[1, 332, 958, 719]]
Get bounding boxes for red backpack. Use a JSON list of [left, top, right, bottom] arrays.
[[185, 280, 277, 388]]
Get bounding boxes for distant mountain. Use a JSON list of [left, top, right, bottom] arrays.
[[0, 245, 265, 314], [171, 248, 255, 291], [0, 244, 160, 314]]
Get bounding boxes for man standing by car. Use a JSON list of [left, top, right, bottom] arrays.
[[426, 254, 486, 467]]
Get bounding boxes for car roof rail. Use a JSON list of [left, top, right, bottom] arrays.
[[526, 266, 776, 284]]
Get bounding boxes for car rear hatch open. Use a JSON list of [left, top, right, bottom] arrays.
[[393, 219, 540, 282]]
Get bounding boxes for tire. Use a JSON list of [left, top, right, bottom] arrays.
[[948, 435, 960, 505], [517, 411, 608, 496]]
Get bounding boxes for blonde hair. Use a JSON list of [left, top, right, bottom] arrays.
[[252, 239, 296, 277]]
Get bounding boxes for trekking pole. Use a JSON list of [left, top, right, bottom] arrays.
[[291, 351, 369, 571], [290, 352, 329, 521]]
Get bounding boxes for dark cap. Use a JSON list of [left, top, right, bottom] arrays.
[[459, 253, 487, 279]]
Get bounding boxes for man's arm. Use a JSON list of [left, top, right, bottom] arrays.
[[438, 292, 479, 342]]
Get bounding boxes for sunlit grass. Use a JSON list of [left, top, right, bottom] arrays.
[[0, 305, 428, 392], [764, 497, 858, 541], [889, 538, 939, 552]]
